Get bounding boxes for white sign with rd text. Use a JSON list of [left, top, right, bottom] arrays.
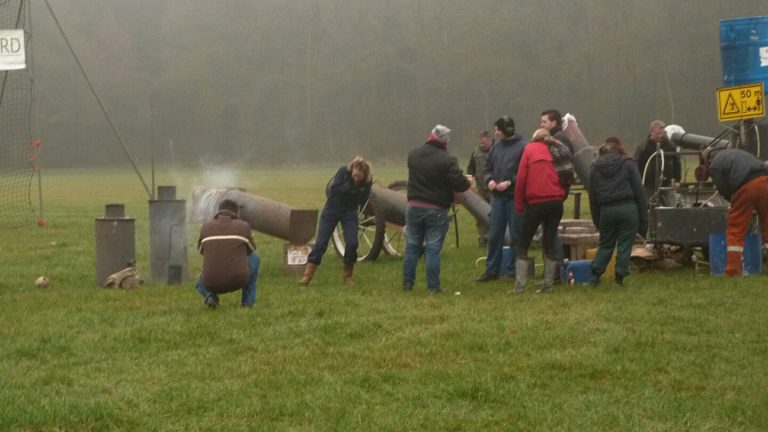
[[0, 30, 25, 70]]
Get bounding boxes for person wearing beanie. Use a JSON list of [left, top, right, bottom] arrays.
[[403, 124, 471, 293], [299, 156, 373, 286], [475, 115, 527, 283]]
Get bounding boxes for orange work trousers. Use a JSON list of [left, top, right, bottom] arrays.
[[726, 176, 768, 276]]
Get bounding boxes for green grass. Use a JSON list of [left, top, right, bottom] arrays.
[[1, 166, 767, 431]]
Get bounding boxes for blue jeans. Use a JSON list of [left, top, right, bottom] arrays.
[[308, 206, 359, 265], [486, 196, 520, 276], [196, 253, 260, 306], [402, 206, 449, 291]]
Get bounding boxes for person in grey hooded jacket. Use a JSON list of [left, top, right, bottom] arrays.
[[587, 137, 648, 285]]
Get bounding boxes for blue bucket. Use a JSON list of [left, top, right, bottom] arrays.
[[720, 16, 768, 89], [708, 232, 762, 276], [562, 259, 592, 284]]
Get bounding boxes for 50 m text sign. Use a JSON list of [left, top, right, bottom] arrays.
[[717, 83, 764, 122]]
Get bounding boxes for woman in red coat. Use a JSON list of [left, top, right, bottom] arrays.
[[513, 128, 569, 293]]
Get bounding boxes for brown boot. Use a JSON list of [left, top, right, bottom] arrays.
[[343, 264, 354, 285], [298, 263, 317, 286]]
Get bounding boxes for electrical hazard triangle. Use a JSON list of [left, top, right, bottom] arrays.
[[722, 93, 740, 115], [717, 83, 764, 122]]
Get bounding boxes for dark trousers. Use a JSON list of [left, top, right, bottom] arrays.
[[308, 206, 359, 266], [486, 196, 520, 276], [518, 201, 564, 260], [592, 201, 638, 277]]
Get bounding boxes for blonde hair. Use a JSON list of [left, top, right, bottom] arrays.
[[347, 156, 372, 182], [531, 128, 560, 147], [531, 128, 551, 141]]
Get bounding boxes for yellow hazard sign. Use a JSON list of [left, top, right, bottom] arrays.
[[717, 83, 764, 122]]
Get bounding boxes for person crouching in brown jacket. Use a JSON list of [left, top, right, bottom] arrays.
[[196, 199, 260, 308]]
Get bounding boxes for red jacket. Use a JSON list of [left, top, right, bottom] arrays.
[[515, 141, 566, 214]]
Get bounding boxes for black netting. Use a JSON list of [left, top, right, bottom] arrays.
[[0, 0, 35, 228]]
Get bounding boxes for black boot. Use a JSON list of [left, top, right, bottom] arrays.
[[589, 272, 602, 287], [615, 274, 625, 286]]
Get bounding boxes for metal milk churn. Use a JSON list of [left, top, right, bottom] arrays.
[[149, 186, 188, 285], [95, 204, 136, 285]]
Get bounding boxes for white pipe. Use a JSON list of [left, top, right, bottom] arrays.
[[698, 190, 720, 208], [641, 148, 665, 194]]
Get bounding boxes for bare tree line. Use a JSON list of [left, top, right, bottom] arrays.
[[28, 0, 766, 166]]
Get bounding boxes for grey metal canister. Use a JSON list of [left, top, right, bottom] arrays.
[[149, 186, 187, 285], [95, 204, 136, 285]]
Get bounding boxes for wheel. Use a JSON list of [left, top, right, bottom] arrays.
[[377, 218, 406, 257], [331, 199, 385, 261], [330, 180, 409, 261], [380, 181, 408, 256]]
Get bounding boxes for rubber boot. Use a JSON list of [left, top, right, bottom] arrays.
[[298, 263, 317, 286], [343, 264, 354, 285], [589, 270, 602, 287], [514, 258, 529, 294], [537, 257, 558, 293]]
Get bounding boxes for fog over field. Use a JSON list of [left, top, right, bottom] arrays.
[[29, 1, 766, 167]]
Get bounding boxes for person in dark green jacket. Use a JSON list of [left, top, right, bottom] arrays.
[[588, 137, 648, 285]]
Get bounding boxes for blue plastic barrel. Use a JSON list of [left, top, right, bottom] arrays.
[[720, 16, 768, 90], [562, 259, 592, 284], [708, 232, 762, 276]]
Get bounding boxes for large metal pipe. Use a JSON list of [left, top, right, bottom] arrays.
[[459, 188, 511, 244], [669, 131, 730, 150], [458, 188, 489, 225], [572, 146, 598, 189], [562, 114, 598, 188], [188, 187, 318, 244], [368, 184, 407, 226]]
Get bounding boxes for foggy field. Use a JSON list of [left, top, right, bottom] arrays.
[[1, 167, 767, 431]]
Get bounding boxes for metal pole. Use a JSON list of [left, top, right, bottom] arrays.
[[572, 192, 581, 219], [739, 120, 746, 150], [150, 102, 155, 200], [41, 0, 152, 199], [36, 161, 43, 225], [27, 0, 44, 226]]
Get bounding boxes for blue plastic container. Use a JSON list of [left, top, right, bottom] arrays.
[[708, 232, 762, 276], [562, 259, 592, 284], [720, 16, 768, 89]]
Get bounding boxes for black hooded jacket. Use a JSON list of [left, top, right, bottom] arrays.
[[326, 166, 372, 211], [407, 140, 471, 208], [709, 149, 768, 200], [588, 152, 648, 228]]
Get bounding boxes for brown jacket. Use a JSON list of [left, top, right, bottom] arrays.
[[198, 209, 255, 293]]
